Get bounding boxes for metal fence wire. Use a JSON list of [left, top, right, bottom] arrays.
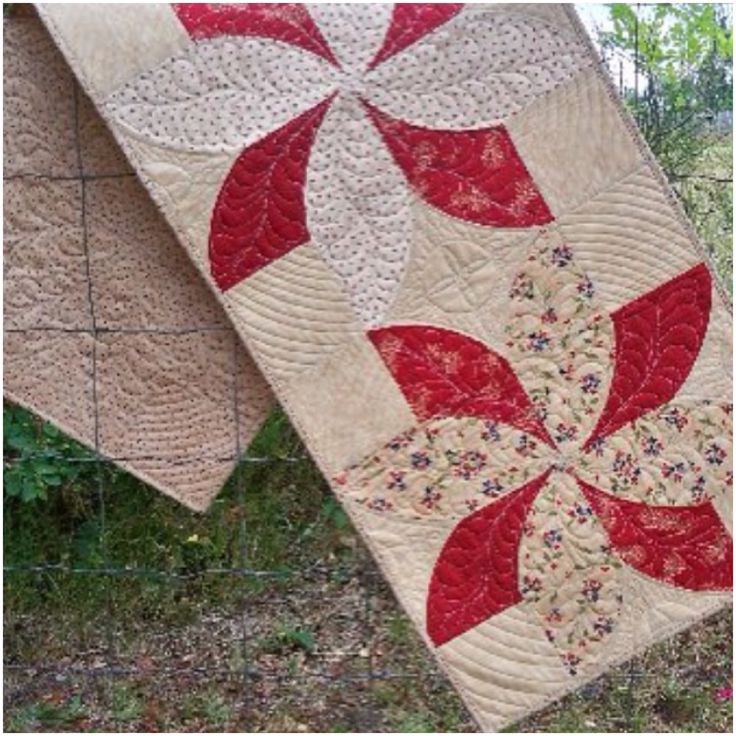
[[3, 7, 733, 733]]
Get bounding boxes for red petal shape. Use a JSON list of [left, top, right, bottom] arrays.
[[362, 101, 553, 227], [367, 3, 464, 70], [577, 477, 732, 591], [427, 469, 552, 645], [172, 3, 339, 66], [369, 325, 554, 446], [583, 264, 712, 448], [209, 97, 333, 290]]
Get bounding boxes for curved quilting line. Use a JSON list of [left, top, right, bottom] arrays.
[[224, 271, 356, 378], [444, 616, 562, 665], [565, 168, 693, 211], [571, 241, 692, 272], [565, 221, 699, 258], [576, 477, 732, 591], [567, 200, 699, 231], [366, 3, 464, 70], [566, 248, 697, 309], [438, 623, 565, 708], [232, 301, 350, 341], [427, 468, 552, 646], [445, 627, 568, 684], [447, 594, 726, 722], [239, 293, 350, 325], [363, 11, 592, 131], [361, 100, 553, 228], [305, 95, 413, 326], [583, 263, 711, 447], [104, 36, 339, 155], [369, 322, 555, 446], [172, 2, 340, 66], [231, 283, 354, 331], [237, 270, 353, 316], [209, 95, 334, 290]]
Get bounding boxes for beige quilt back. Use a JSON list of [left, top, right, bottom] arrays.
[[4, 10, 274, 510]]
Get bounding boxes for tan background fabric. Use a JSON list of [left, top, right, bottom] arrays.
[[3, 10, 274, 511], [35, 3, 733, 730]]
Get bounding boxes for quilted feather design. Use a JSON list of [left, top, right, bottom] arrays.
[[369, 324, 554, 444], [584, 264, 712, 447], [365, 10, 592, 129], [210, 97, 332, 290], [578, 478, 733, 591], [519, 473, 623, 675], [173, 2, 339, 65], [367, 3, 464, 70], [427, 469, 552, 645], [577, 400, 732, 507], [341, 416, 551, 520], [305, 94, 412, 325], [363, 102, 553, 227], [105, 35, 336, 153]]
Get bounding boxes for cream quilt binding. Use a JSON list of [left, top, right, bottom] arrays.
[[37, 4, 732, 729]]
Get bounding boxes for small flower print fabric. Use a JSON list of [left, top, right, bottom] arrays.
[[39, 4, 732, 730]]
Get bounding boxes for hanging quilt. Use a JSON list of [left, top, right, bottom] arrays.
[[37, 3, 732, 729], [4, 9, 274, 510]]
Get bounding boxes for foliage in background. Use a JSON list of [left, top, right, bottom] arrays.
[[601, 2, 733, 286], [4, 404, 96, 502]]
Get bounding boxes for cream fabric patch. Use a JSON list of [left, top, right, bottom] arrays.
[[37, 3, 732, 729], [4, 12, 274, 511]]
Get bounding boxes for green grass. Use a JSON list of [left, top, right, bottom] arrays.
[[3, 404, 351, 652]]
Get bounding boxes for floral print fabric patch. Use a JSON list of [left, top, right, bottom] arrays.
[[342, 236, 731, 669]]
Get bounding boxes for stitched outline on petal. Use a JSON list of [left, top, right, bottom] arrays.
[[209, 95, 334, 290], [172, 3, 340, 65], [584, 263, 712, 448]]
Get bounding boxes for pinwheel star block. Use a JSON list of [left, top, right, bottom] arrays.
[[344, 246, 731, 669], [38, 3, 733, 730]]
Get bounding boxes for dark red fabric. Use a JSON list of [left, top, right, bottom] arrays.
[[367, 3, 464, 70], [369, 325, 555, 445], [427, 470, 552, 645], [578, 477, 732, 590], [209, 97, 333, 290], [362, 101, 553, 227], [584, 263, 711, 448], [172, 3, 339, 65]]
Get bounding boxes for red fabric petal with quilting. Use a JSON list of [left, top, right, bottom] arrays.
[[369, 325, 554, 445], [362, 101, 553, 227], [427, 469, 552, 645], [583, 264, 712, 448], [367, 3, 464, 70], [209, 97, 332, 290], [172, 3, 339, 65], [577, 478, 732, 591]]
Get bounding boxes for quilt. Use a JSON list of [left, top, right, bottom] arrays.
[[4, 9, 273, 511], [36, 3, 733, 729]]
